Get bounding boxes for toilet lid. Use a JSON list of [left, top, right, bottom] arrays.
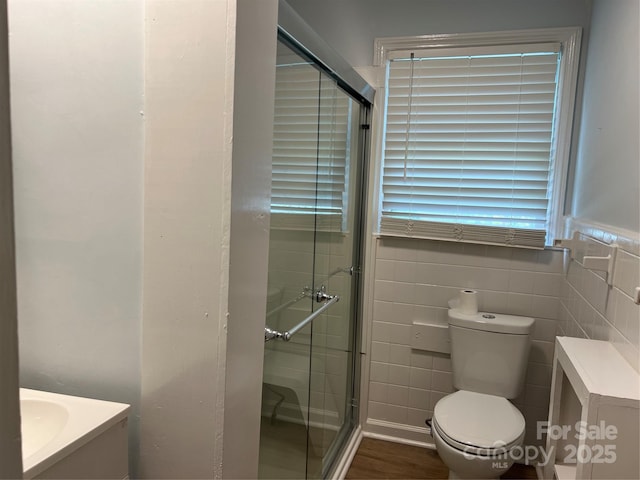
[[433, 390, 525, 451]]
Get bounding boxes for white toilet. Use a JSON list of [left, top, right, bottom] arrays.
[[431, 309, 534, 479]]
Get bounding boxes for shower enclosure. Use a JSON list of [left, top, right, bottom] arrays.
[[258, 5, 373, 479]]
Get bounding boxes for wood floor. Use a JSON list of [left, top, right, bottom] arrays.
[[346, 438, 538, 480]]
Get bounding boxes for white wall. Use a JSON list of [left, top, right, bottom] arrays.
[[286, 0, 590, 67], [9, 0, 144, 471], [7, 1, 278, 477], [572, 0, 639, 232], [560, 0, 640, 371], [0, 0, 22, 476], [223, 0, 277, 477], [141, 1, 278, 477], [140, 0, 236, 477]]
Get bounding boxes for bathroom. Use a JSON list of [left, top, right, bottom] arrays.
[[0, 0, 638, 479]]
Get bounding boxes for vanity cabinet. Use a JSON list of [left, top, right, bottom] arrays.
[[545, 337, 639, 480]]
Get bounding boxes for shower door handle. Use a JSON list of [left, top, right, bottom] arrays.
[[264, 294, 340, 342]]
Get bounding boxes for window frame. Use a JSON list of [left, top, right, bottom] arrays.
[[373, 27, 582, 247]]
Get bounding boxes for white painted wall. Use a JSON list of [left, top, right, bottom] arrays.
[[223, 0, 278, 477], [561, 0, 640, 372], [7, 0, 278, 477], [572, 0, 640, 232], [286, 0, 590, 67], [8, 0, 144, 472], [140, 0, 236, 477], [141, 1, 278, 477], [0, 0, 22, 476]]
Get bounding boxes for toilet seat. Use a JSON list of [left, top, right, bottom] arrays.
[[433, 390, 525, 455]]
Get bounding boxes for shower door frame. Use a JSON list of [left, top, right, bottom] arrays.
[[277, 3, 374, 107], [262, 2, 374, 477]]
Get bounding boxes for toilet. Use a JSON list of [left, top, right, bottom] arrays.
[[431, 309, 534, 479]]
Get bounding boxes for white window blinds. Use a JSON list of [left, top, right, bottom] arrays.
[[271, 61, 350, 231], [381, 44, 561, 248]]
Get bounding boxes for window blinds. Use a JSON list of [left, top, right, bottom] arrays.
[[271, 61, 350, 231], [381, 44, 561, 248]]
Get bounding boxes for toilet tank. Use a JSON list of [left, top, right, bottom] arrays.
[[448, 309, 534, 399]]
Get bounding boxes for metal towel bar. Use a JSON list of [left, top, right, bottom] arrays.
[[264, 295, 340, 342]]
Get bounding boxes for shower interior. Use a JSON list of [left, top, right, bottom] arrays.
[[258, 16, 373, 480]]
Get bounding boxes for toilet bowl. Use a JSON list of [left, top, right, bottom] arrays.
[[432, 390, 525, 479], [431, 309, 534, 479]]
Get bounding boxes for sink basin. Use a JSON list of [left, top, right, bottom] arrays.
[[20, 388, 130, 479]]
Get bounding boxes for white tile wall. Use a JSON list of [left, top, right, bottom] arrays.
[[364, 224, 640, 449], [558, 231, 640, 372], [366, 237, 563, 447]]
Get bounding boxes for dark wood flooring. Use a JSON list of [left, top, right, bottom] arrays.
[[345, 438, 538, 480]]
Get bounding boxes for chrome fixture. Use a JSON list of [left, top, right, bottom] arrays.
[[264, 291, 340, 342], [315, 284, 335, 303]]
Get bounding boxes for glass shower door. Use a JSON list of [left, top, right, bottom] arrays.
[[259, 40, 319, 480], [305, 73, 362, 479], [259, 37, 365, 480]]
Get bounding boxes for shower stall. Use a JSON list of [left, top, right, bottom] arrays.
[[258, 3, 374, 478]]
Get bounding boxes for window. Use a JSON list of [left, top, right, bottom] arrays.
[[271, 46, 352, 232], [376, 29, 581, 248]]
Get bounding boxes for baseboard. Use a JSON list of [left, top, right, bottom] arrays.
[[331, 425, 363, 480], [363, 418, 436, 450]]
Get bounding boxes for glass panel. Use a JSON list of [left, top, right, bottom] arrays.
[[306, 74, 363, 479], [259, 40, 318, 480], [259, 36, 367, 480]]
